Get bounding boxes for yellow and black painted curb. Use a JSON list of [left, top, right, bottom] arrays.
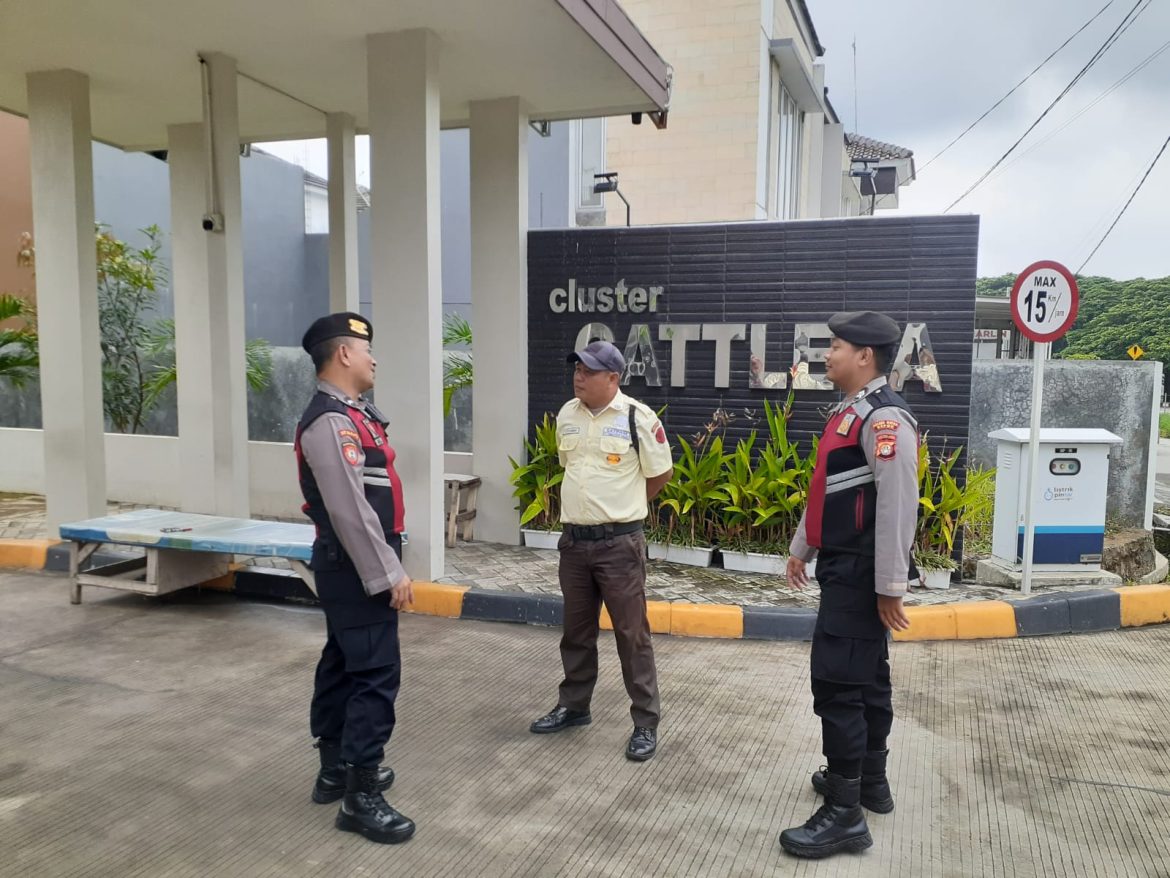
[[6, 538, 1169, 642]]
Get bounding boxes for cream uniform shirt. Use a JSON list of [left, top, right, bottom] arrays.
[[557, 390, 674, 525]]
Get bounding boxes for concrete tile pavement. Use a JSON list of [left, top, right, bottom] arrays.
[[2, 570, 1168, 877]]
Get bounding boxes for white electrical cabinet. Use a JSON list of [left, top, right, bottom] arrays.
[[988, 428, 1121, 571]]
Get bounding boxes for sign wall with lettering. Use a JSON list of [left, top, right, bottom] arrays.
[[527, 216, 979, 457]]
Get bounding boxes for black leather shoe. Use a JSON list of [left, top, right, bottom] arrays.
[[625, 726, 657, 762], [530, 706, 592, 734], [810, 750, 894, 813], [780, 773, 872, 859], [335, 764, 415, 844], [312, 739, 394, 804]]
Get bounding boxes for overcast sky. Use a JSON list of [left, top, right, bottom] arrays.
[[263, 0, 1169, 281], [808, 0, 1169, 279]]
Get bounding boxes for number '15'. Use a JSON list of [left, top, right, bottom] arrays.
[[1024, 288, 1048, 323]]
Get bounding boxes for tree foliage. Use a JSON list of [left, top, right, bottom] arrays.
[[97, 225, 166, 433], [13, 226, 276, 433], [0, 293, 38, 388], [1057, 276, 1170, 362], [979, 273, 1170, 362]]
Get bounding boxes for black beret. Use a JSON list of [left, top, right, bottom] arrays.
[[302, 312, 373, 353], [828, 311, 902, 347]]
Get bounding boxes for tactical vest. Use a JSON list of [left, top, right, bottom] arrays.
[[294, 391, 405, 570], [805, 384, 916, 556]]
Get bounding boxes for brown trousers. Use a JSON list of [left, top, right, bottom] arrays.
[[557, 529, 660, 728]]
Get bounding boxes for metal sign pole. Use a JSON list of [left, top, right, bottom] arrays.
[[1020, 340, 1049, 595]]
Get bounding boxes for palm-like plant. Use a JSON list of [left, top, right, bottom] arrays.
[[656, 434, 727, 547], [442, 313, 473, 418], [0, 294, 39, 388], [716, 397, 809, 553], [508, 413, 564, 530], [142, 318, 274, 407], [915, 442, 996, 570]]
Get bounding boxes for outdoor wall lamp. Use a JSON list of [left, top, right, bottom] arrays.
[[593, 172, 630, 227]]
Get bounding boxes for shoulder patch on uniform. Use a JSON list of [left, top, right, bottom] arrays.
[[875, 432, 897, 460], [341, 442, 361, 466], [653, 422, 667, 444], [872, 419, 900, 432], [338, 428, 360, 442], [836, 413, 857, 435]]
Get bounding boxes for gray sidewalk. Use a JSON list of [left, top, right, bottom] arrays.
[[2, 570, 1169, 877]]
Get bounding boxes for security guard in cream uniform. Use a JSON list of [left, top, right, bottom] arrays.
[[779, 311, 919, 860], [529, 341, 674, 762]]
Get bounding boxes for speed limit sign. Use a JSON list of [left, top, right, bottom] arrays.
[[1009, 259, 1081, 597], [1010, 260, 1079, 343]]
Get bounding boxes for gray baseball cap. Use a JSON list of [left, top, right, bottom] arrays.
[[568, 340, 625, 373]]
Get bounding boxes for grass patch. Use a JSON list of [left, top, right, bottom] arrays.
[[1160, 412, 1170, 439]]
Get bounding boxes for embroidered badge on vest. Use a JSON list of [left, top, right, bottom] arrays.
[[836, 413, 857, 436]]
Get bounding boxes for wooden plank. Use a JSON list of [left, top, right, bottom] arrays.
[[290, 561, 317, 597]]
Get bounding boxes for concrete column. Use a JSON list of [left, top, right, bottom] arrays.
[[166, 52, 249, 517], [26, 70, 107, 531], [367, 30, 444, 579], [820, 121, 846, 218], [326, 112, 360, 313], [803, 65, 827, 219], [470, 98, 528, 545]]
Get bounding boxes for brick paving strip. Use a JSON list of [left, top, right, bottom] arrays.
[[0, 492, 1127, 609]]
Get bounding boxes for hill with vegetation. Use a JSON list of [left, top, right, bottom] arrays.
[[977, 274, 1170, 361]]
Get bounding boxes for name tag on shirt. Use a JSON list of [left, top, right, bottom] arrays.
[[602, 426, 632, 440]]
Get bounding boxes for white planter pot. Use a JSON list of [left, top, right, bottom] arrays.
[[521, 529, 562, 550], [922, 568, 954, 590], [721, 550, 787, 575], [647, 542, 714, 567]]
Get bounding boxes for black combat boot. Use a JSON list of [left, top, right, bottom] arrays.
[[335, 764, 415, 844], [810, 749, 894, 813], [780, 772, 872, 859], [312, 740, 395, 804]]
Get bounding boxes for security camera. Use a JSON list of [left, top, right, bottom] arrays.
[[201, 213, 224, 233]]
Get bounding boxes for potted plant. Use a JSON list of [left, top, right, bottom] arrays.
[[509, 413, 564, 549], [717, 410, 808, 574], [718, 398, 813, 577], [650, 433, 726, 567], [913, 548, 958, 589], [716, 431, 781, 573], [914, 442, 997, 589]]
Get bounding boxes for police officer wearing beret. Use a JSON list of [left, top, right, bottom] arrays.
[[294, 312, 415, 845], [778, 311, 918, 859], [530, 341, 674, 761]]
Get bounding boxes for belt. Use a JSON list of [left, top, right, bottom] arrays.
[[565, 521, 643, 541]]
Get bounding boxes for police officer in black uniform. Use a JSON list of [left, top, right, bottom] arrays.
[[778, 311, 918, 859], [294, 313, 416, 845]]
